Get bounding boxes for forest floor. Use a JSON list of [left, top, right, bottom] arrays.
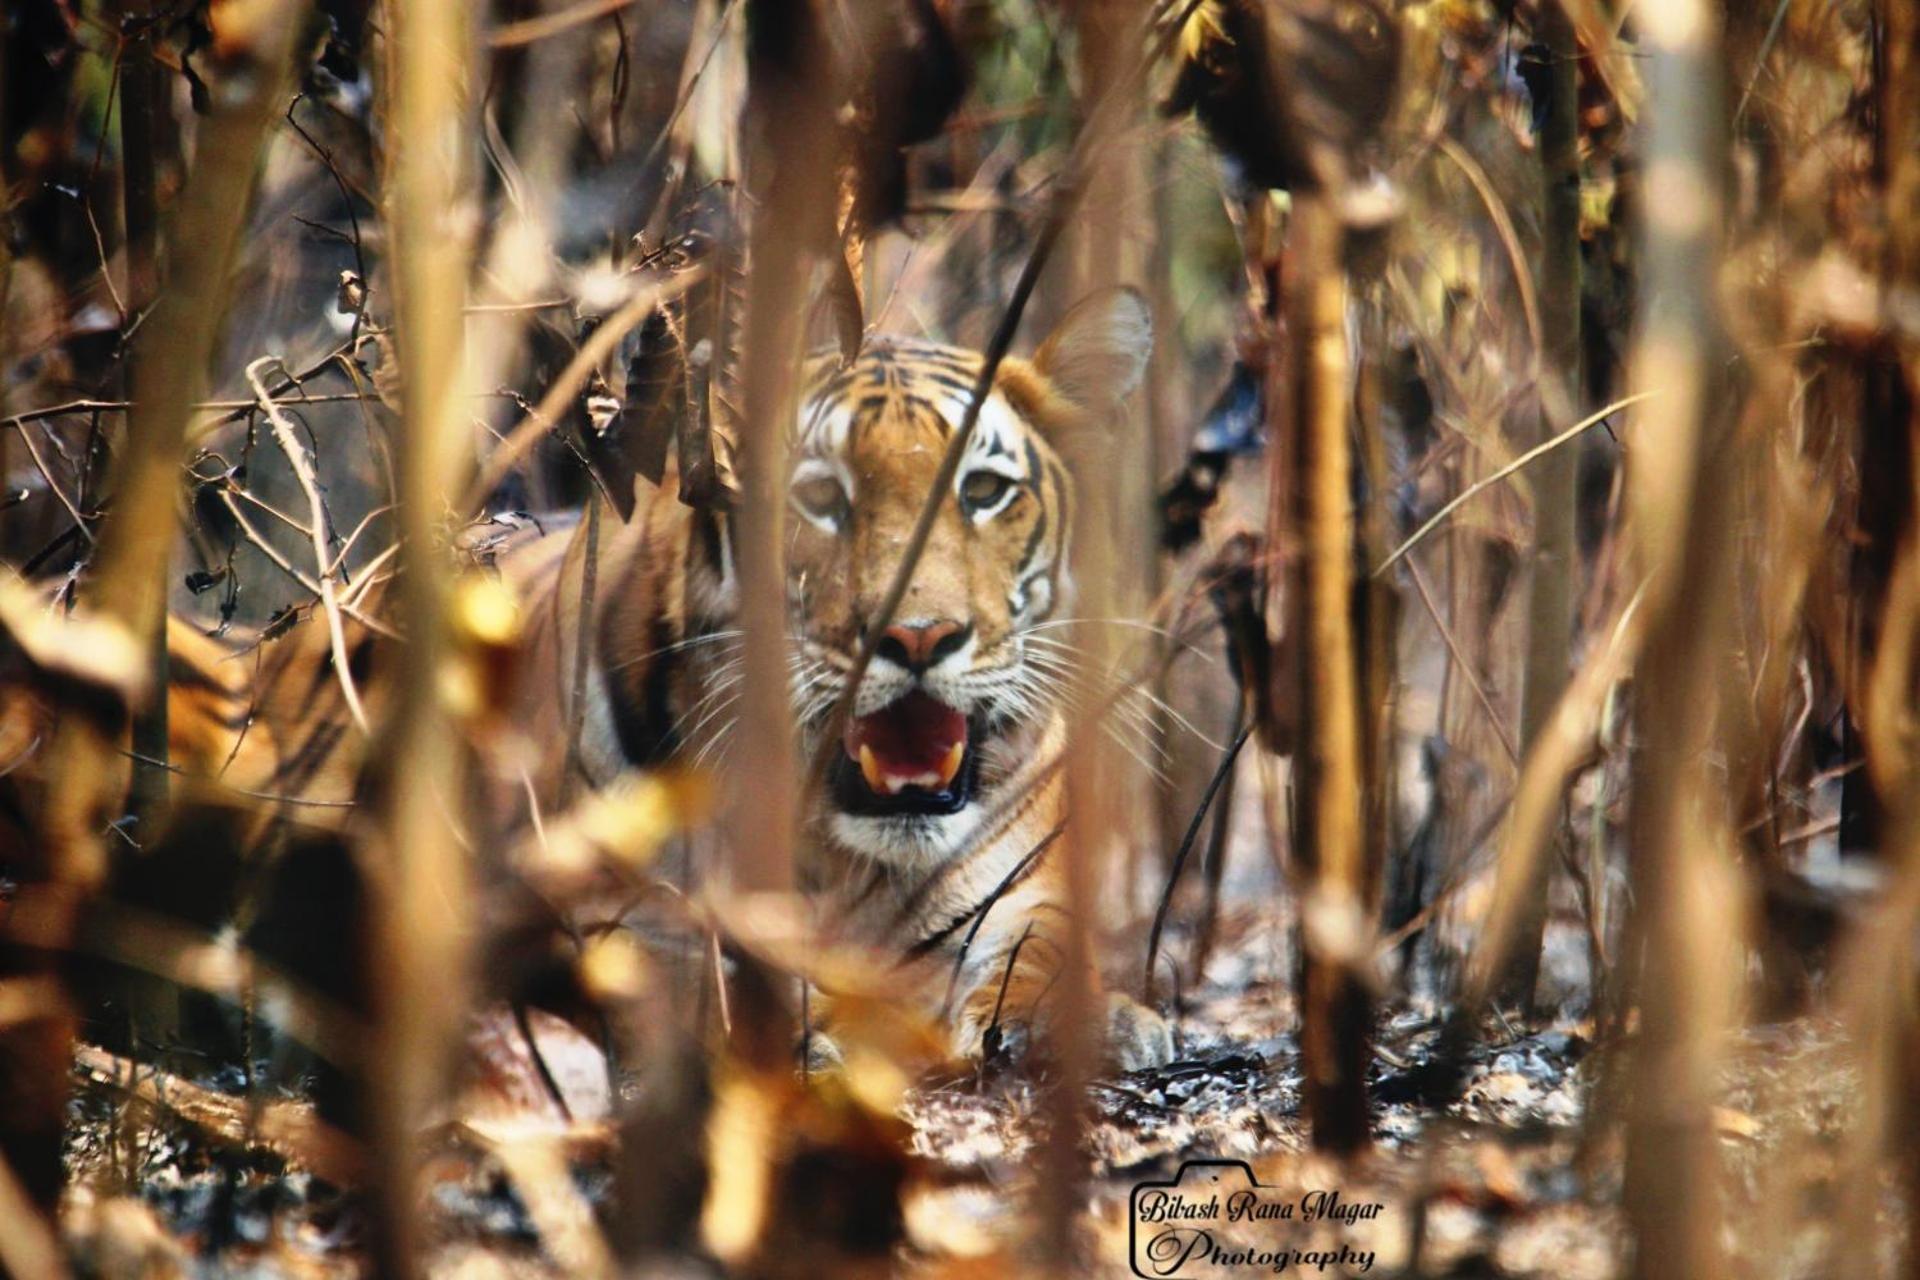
[[56, 902, 1885, 1279]]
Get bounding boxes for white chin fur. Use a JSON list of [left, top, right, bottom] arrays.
[[828, 805, 986, 869]]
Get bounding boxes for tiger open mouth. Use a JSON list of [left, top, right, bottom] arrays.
[[829, 690, 979, 816]]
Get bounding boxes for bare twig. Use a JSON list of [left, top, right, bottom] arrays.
[[489, 0, 637, 48], [248, 358, 370, 733], [459, 267, 705, 516], [1731, 0, 1794, 130], [1406, 557, 1519, 767], [3, 420, 95, 542], [1374, 392, 1656, 577], [1143, 723, 1253, 1001], [216, 491, 396, 637]]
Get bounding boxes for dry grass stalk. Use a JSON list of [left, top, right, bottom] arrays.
[[1619, 4, 1742, 1277], [1036, 2, 1152, 1258], [727, 4, 836, 910], [1285, 192, 1371, 1154], [1374, 392, 1654, 578], [1829, 560, 1920, 1276], [370, 0, 478, 1271], [1501, 0, 1585, 1010], [1828, 4, 1920, 1272], [1465, 585, 1644, 1006]]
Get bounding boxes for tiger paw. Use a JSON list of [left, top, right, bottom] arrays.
[[1105, 992, 1174, 1072], [951, 989, 1174, 1071]]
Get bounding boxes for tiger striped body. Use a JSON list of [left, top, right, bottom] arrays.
[[511, 289, 1171, 1067], [0, 617, 287, 843], [2, 290, 1173, 1070]]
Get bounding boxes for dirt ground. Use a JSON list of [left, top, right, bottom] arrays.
[[56, 897, 1890, 1280]]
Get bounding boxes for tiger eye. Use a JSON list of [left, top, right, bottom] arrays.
[[793, 475, 849, 524], [960, 471, 1014, 512]]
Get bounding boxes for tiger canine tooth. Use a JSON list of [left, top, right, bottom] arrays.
[[859, 744, 886, 793], [934, 740, 965, 789]]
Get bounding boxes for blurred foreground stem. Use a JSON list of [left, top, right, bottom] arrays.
[[1620, 5, 1739, 1278], [0, 0, 305, 1222], [120, 0, 169, 827], [1501, 0, 1584, 1012], [1283, 192, 1372, 1154], [370, 0, 476, 1273]]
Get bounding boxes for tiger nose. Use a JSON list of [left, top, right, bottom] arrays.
[[875, 620, 970, 673]]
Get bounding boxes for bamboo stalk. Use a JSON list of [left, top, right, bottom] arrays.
[[1883, 2, 1920, 1271], [1500, 0, 1585, 1011], [1354, 299, 1396, 1006]]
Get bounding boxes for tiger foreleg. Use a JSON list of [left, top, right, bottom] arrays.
[[952, 922, 1174, 1072]]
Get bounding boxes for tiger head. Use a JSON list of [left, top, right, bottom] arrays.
[[780, 288, 1153, 865]]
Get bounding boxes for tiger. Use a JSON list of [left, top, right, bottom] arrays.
[[0, 287, 1176, 1072], [502, 286, 1174, 1070]]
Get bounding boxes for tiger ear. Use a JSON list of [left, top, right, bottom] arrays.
[[1031, 286, 1153, 412]]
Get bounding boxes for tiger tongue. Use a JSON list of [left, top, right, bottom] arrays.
[[843, 691, 968, 795]]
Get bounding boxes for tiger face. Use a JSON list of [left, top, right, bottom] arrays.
[[778, 289, 1153, 866]]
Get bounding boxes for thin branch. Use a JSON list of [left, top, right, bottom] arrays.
[[1374, 391, 1655, 577], [489, 0, 637, 48], [217, 491, 396, 637], [248, 358, 370, 733], [1143, 722, 1253, 1001], [1407, 553, 1519, 767], [459, 268, 706, 516], [4, 420, 95, 543]]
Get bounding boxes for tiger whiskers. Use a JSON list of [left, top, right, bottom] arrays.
[[996, 656, 1174, 784], [1020, 639, 1225, 752], [602, 627, 745, 674]]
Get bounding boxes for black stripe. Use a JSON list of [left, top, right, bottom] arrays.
[[906, 823, 1062, 960], [893, 779, 1048, 934], [270, 715, 347, 795], [917, 370, 976, 397], [1014, 437, 1048, 582], [166, 659, 230, 696], [1018, 510, 1048, 582], [1045, 457, 1070, 567], [604, 615, 682, 766]]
